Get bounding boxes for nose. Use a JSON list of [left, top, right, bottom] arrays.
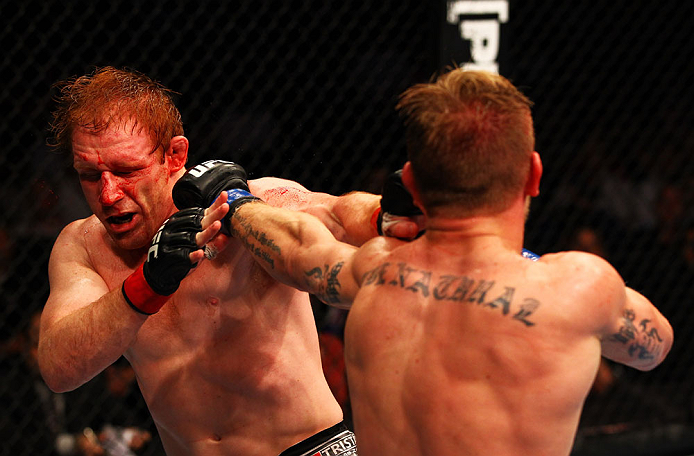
[[99, 172, 125, 206]]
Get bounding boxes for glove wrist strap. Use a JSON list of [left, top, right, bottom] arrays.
[[521, 248, 540, 261], [226, 189, 262, 214], [226, 188, 259, 205], [122, 264, 170, 315]]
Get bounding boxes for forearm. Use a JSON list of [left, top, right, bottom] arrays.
[[39, 289, 147, 392], [230, 202, 324, 290]]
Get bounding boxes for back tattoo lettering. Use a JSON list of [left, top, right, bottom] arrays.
[[362, 262, 540, 327]]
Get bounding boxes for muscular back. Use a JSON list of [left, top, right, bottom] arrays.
[[345, 242, 616, 456]]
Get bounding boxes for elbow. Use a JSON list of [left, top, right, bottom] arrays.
[[651, 320, 675, 370], [635, 356, 668, 372], [38, 366, 64, 393], [640, 353, 673, 373], [655, 327, 675, 369], [39, 364, 78, 393], [37, 345, 79, 393], [637, 330, 674, 372], [42, 376, 73, 394]]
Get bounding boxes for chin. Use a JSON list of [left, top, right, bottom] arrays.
[[109, 230, 152, 251]]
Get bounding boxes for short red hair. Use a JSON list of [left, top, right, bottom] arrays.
[[49, 66, 183, 156]]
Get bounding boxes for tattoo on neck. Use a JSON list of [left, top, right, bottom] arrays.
[[361, 262, 540, 327]]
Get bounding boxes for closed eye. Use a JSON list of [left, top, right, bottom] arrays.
[[78, 172, 101, 182]]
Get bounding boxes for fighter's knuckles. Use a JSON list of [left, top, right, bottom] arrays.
[[173, 160, 250, 210]]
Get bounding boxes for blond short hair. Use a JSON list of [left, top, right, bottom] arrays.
[[397, 69, 534, 216]]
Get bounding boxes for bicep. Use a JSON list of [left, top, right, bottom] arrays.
[[600, 285, 673, 371], [551, 251, 672, 371], [42, 237, 110, 329], [250, 178, 379, 245]]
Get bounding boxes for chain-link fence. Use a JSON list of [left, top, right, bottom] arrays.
[[1, 1, 693, 454]]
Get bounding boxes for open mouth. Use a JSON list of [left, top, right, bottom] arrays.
[[107, 213, 135, 225]]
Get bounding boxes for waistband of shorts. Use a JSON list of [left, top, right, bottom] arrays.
[[278, 421, 350, 456]]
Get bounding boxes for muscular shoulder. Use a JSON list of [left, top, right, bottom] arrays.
[[53, 216, 99, 254], [248, 177, 314, 210], [540, 251, 626, 323], [248, 177, 346, 232], [540, 251, 621, 283], [47, 217, 103, 292], [352, 237, 408, 284], [50, 215, 114, 272]]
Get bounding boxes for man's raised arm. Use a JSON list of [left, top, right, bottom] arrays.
[[172, 160, 423, 248], [215, 190, 361, 308], [292, 169, 425, 245]]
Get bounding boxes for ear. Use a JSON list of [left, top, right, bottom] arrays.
[[166, 136, 189, 174], [401, 162, 425, 211], [525, 152, 542, 197]]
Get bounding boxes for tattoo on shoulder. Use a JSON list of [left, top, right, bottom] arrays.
[[305, 262, 345, 304], [609, 308, 665, 361], [230, 213, 281, 268], [361, 262, 541, 327]]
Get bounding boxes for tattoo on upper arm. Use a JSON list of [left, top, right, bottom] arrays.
[[230, 213, 281, 268], [609, 308, 665, 360], [361, 262, 541, 327], [305, 262, 345, 304]]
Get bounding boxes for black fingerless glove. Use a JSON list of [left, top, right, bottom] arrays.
[[173, 160, 251, 209], [122, 207, 204, 314], [172, 160, 260, 235], [373, 169, 424, 237]]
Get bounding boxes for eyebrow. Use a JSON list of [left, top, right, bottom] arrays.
[[73, 162, 93, 171]]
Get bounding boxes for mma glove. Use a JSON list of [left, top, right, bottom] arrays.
[[372, 169, 425, 239], [173, 160, 261, 235], [122, 207, 204, 315]]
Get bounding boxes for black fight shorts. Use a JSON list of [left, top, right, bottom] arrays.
[[278, 421, 357, 456]]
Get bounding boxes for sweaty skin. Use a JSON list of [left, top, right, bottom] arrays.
[[223, 156, 673, 456], [38, 123, 380, 456], [344, 240, 670, 455]]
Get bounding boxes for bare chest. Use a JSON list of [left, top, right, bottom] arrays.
[[90, 239, 285, 351]]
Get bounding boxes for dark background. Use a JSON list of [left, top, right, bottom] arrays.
[[1, 1, 693, 454]]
